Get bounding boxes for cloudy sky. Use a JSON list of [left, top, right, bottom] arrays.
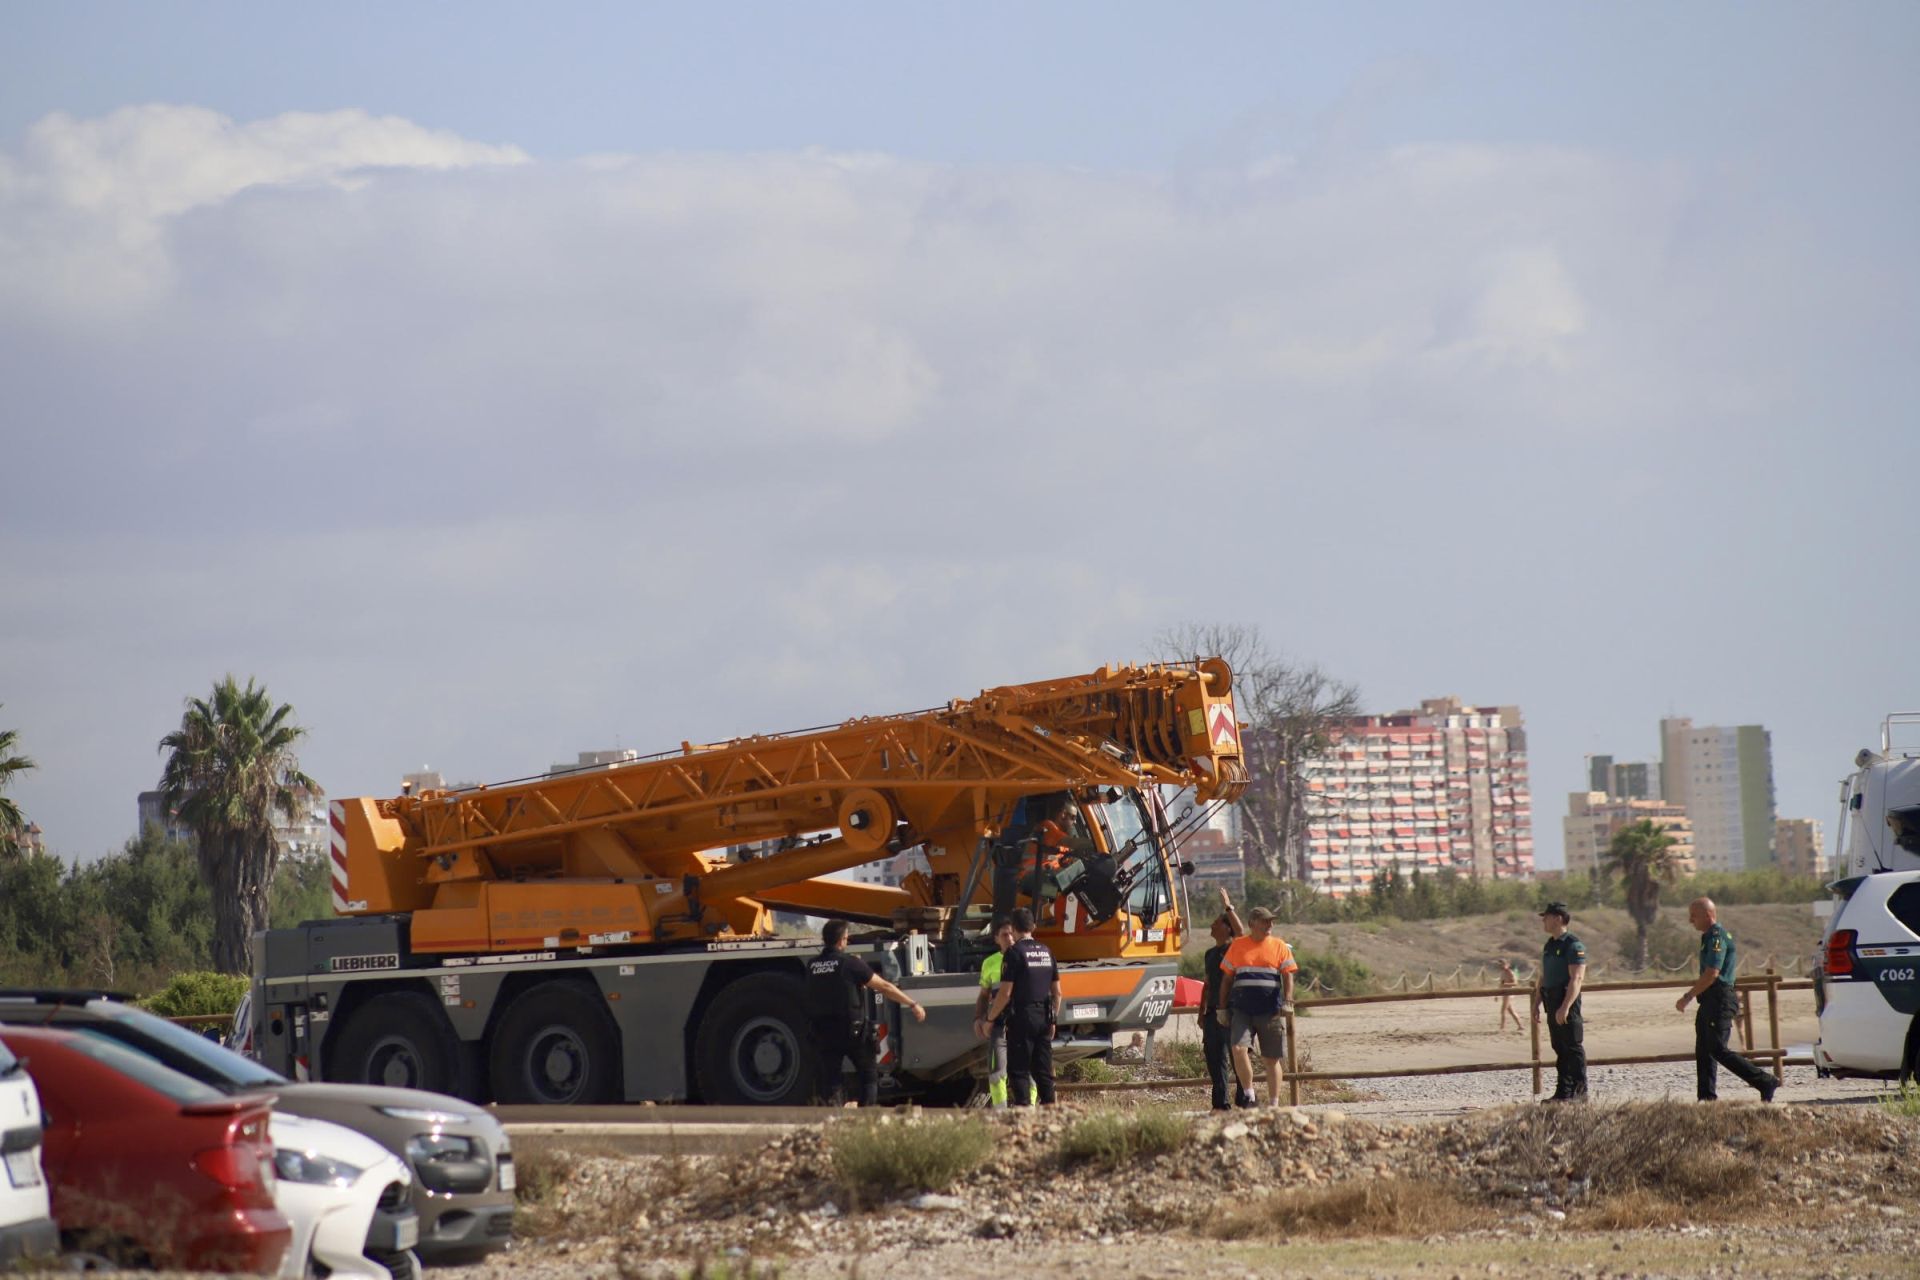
[[3, 3, 1915, 867]]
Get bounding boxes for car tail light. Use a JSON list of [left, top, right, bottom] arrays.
[[193, 1144, 272, 1195], [1825, 929, 1857, 977]]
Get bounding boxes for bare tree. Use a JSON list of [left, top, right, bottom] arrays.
[[1154, 623, 1361, 881]]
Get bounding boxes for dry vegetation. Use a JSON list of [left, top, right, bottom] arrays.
[[496, 1100, 1920, 1277]]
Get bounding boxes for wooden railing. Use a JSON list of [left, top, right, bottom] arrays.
[[1061, 968, 1807, 1105]]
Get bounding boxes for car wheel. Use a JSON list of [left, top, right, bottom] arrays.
[[693, 973, 815, 1106], [1901, 1016, 1920, 1088], [489, 980, 622, 1105], [329, 990, 475, 1098]]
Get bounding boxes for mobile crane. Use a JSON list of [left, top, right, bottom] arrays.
[[249, 660, 1245, 1106]]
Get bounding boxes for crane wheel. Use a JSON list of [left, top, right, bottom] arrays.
[[489, 980, 623, 1105], [328, 990, 476, 1099], [693, 973, 814, 1106]]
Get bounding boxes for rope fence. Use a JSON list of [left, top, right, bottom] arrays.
[[1321, 952, 1808, 996], [1076, 968, 1808, 1103]]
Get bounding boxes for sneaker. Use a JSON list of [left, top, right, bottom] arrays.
[[1759, 1078, 1778, 1104], [1234, 1090, 1257, 1109]]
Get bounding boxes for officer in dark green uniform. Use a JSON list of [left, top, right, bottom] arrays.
[[1676, 896, 1778, 1102], [1534, 901, 1588, 1101]]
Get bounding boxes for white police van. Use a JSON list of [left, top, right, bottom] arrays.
[[1813, 714, 1920, 1081]]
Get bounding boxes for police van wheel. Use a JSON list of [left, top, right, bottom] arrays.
[[489, 980, 623, 1105], [1900, 1017, 1920, 1088], [694, 974, 813, 1106], [329, 990, 476, 1099]]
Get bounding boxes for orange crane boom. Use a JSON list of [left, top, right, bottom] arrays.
[[329, 659, 1245, 960]]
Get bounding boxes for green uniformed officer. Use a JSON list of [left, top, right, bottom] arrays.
[[1534, 901, 1588, 1101], [1675, 896, 1778, 1102]]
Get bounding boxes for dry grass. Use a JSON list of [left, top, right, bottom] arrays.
[[828, 1116, 993, 1202], [512, 1145, 682, 1240], [1056, 1108, 1189, 1169], [1207, 1178, 1492, 1240]]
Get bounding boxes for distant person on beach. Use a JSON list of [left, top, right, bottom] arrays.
[[1496, 958, 1524, 1033]]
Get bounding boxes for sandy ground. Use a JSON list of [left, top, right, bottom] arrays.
[[1158, 985, 1820, 1073]]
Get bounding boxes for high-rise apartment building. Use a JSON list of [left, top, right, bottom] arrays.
[[136, 785, 329, 862], [1562, 791, 1696, 878], [1659, 718, 1777, 872], [1587, 755, 1659, 801], [1773, 818, 1825, 878], [1299, 697, 1532, 897]]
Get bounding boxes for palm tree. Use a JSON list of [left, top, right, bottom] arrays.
[[159, 676, 316, 973], [0, 714, 36, 859], [1602, 819, 1684, 970]]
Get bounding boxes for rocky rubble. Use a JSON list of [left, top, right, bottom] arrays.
[[489, 1102, 1920, 1279]]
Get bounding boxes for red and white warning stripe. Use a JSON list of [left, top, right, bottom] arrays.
[[329, 802, 350, 913]]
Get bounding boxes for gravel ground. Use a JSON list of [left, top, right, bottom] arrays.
[[433, 1097, 1919, 1280]]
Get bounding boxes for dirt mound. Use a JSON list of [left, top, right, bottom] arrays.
[[516, 1102, 1918, 1276]]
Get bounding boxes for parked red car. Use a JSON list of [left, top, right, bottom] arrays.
[[0, 1025, 290, 1273]]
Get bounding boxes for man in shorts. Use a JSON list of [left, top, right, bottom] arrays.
[[1216, 906, 1298, 1108]]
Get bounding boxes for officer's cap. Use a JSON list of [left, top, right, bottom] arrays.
[[1247, 906, 1277, 922], [1538, 901, 1571, 922]]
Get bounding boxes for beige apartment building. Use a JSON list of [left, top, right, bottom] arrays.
[[1660, 717, 1776, 871], [1773, 817, 1825, 878], [1562, 791, 1696, 878]]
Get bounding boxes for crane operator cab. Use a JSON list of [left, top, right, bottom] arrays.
[[992, 788, 1171, 944]]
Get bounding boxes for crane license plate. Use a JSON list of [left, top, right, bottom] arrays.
[[4, 1148, 41, 1188]]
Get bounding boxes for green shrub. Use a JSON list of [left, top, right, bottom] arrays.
[[1058, 1109, 1188, 1169], [1883, 1082, 1920, 1120], [142, 970, 249, 1019], [1294, 947, 1372, 997], [1058, 1056, 1118, 1083], [1178, 949, 1207, 980], [1156, 1037, 1206, 1078], [829, 1117, 993, 1200]]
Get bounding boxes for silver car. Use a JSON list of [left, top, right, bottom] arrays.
[[0, 991, 514, 1265]]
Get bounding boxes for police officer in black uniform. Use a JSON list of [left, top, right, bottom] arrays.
[[1200, 886, 1246, 1112], [1535, 901, 1588, 1102], [985, 906, 1061, 1106], [805, 918, 926, 1106]]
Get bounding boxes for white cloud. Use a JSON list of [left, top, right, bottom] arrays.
[[0, 104, 1902, 865], [0, 105, 525, 316]]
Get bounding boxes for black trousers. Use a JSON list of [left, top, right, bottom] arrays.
[[1007, 1003, 1056, 1106], [811, 1019, 877, 1106], [1695, 987, 1774, 1100], [1542, 986, 1586, 1097], [1201, 1012, 1232, 1109]]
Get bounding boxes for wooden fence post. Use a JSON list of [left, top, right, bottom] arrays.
[[1286, 1008, 1300, 1107], [1530, 977, 1543, 1096], [1766, 968, 1784, 1083]]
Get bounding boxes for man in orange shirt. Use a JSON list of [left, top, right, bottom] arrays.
[[1216, 906, 1298, 1107]]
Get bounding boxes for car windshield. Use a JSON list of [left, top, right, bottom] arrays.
[[80, 1004, 285, 1090], [61, 1032, 229, 1105]]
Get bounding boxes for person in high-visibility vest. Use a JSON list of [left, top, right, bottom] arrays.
[[985, 906, 1061, 1106], [1217, 907, 1297, 1107], [971, 916, 1036, 1106]]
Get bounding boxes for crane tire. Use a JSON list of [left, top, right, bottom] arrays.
[[489, 979, 623, 1105], [693, 973, 815, 1106], [328, 989, 474, 1099]]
